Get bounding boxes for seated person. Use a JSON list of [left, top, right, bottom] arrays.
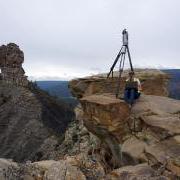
[[124, 71, 142, 105]]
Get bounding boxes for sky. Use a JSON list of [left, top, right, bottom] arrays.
[[0, 0, 180, 80]]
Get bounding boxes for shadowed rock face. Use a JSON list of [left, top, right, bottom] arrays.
[[0, 82, 74, 162]]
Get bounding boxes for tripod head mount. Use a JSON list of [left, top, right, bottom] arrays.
[[122, 29, 128, 46]]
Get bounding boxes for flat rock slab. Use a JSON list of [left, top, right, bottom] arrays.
[[145, 137, 180, 176], [106, 163, 168, 180], [81, 94, 124, 105], [132, 95, 180, 135]]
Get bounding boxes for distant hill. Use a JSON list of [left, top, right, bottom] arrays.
[[36, 81, 77, 107], [37, 81, 71, 97], [162, 69, 180, 100]]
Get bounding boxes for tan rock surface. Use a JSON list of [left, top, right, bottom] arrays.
[[80, 94, 130, 166], [81, 94, 130, 142], [44, 160, 86, 180], [122, 137, 147, 162], [145, 138, 180, 176], [0, 158, 19, 180], [106, 163, 168, 180], [131, 95, 180, 136], [69, 69, 169, 98]]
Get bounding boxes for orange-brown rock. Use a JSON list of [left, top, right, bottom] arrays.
[[0, 43, 28, 87], [69, 69, 169, 98], [80, 94, 130, 143], [80, 93, 130, 166], [69, 69, 180, 178]]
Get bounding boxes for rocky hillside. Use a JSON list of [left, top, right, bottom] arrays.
[[0, 69, 180, 180], [0, 81, 74, 163]]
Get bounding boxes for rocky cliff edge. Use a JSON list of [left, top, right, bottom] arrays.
[[1, 69, 180, 180], [68, 69, 180, 179]]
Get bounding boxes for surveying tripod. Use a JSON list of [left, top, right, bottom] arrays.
[[107, 29, 134, 98]]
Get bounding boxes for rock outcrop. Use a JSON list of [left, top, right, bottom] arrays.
[[69, 69, 169, 98], [80, 94, 130, 166], [0, 43, 28, 87], [69, 69, 180, 179]]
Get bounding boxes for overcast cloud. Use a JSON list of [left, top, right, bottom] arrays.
[[0, 0, 180, 80]]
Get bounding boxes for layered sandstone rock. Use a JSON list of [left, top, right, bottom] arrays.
[[69, 69, 169, 98], [69, 69, 180, 178], [0, 43, 28, 87], [80, 94, 130, 166]]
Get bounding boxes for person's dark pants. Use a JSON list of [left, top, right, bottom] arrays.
[[124, 88, 140, 105]]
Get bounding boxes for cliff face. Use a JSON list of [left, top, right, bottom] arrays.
[[69, 69, 180, 179], [0, 81, 74, 162], [0, 43, 75, 163]]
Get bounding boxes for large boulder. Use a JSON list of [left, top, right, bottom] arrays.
[[80, 93, 130, 166]]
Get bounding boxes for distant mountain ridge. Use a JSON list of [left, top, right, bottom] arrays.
[[162, 69, 180, 100], [37, 81, 71, 97], [36, 81, 77, 107]]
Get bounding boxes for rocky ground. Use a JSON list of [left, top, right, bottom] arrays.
[[0, 69, 180, 179]]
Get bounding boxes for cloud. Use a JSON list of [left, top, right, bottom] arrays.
[[0, 0, 180, 80]]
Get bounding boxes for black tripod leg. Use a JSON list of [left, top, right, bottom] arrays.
[[116, 48, 126, 98], [115, 54, 123, 97], [126, 46, 134, 72], [107, 47, 123, 78]]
